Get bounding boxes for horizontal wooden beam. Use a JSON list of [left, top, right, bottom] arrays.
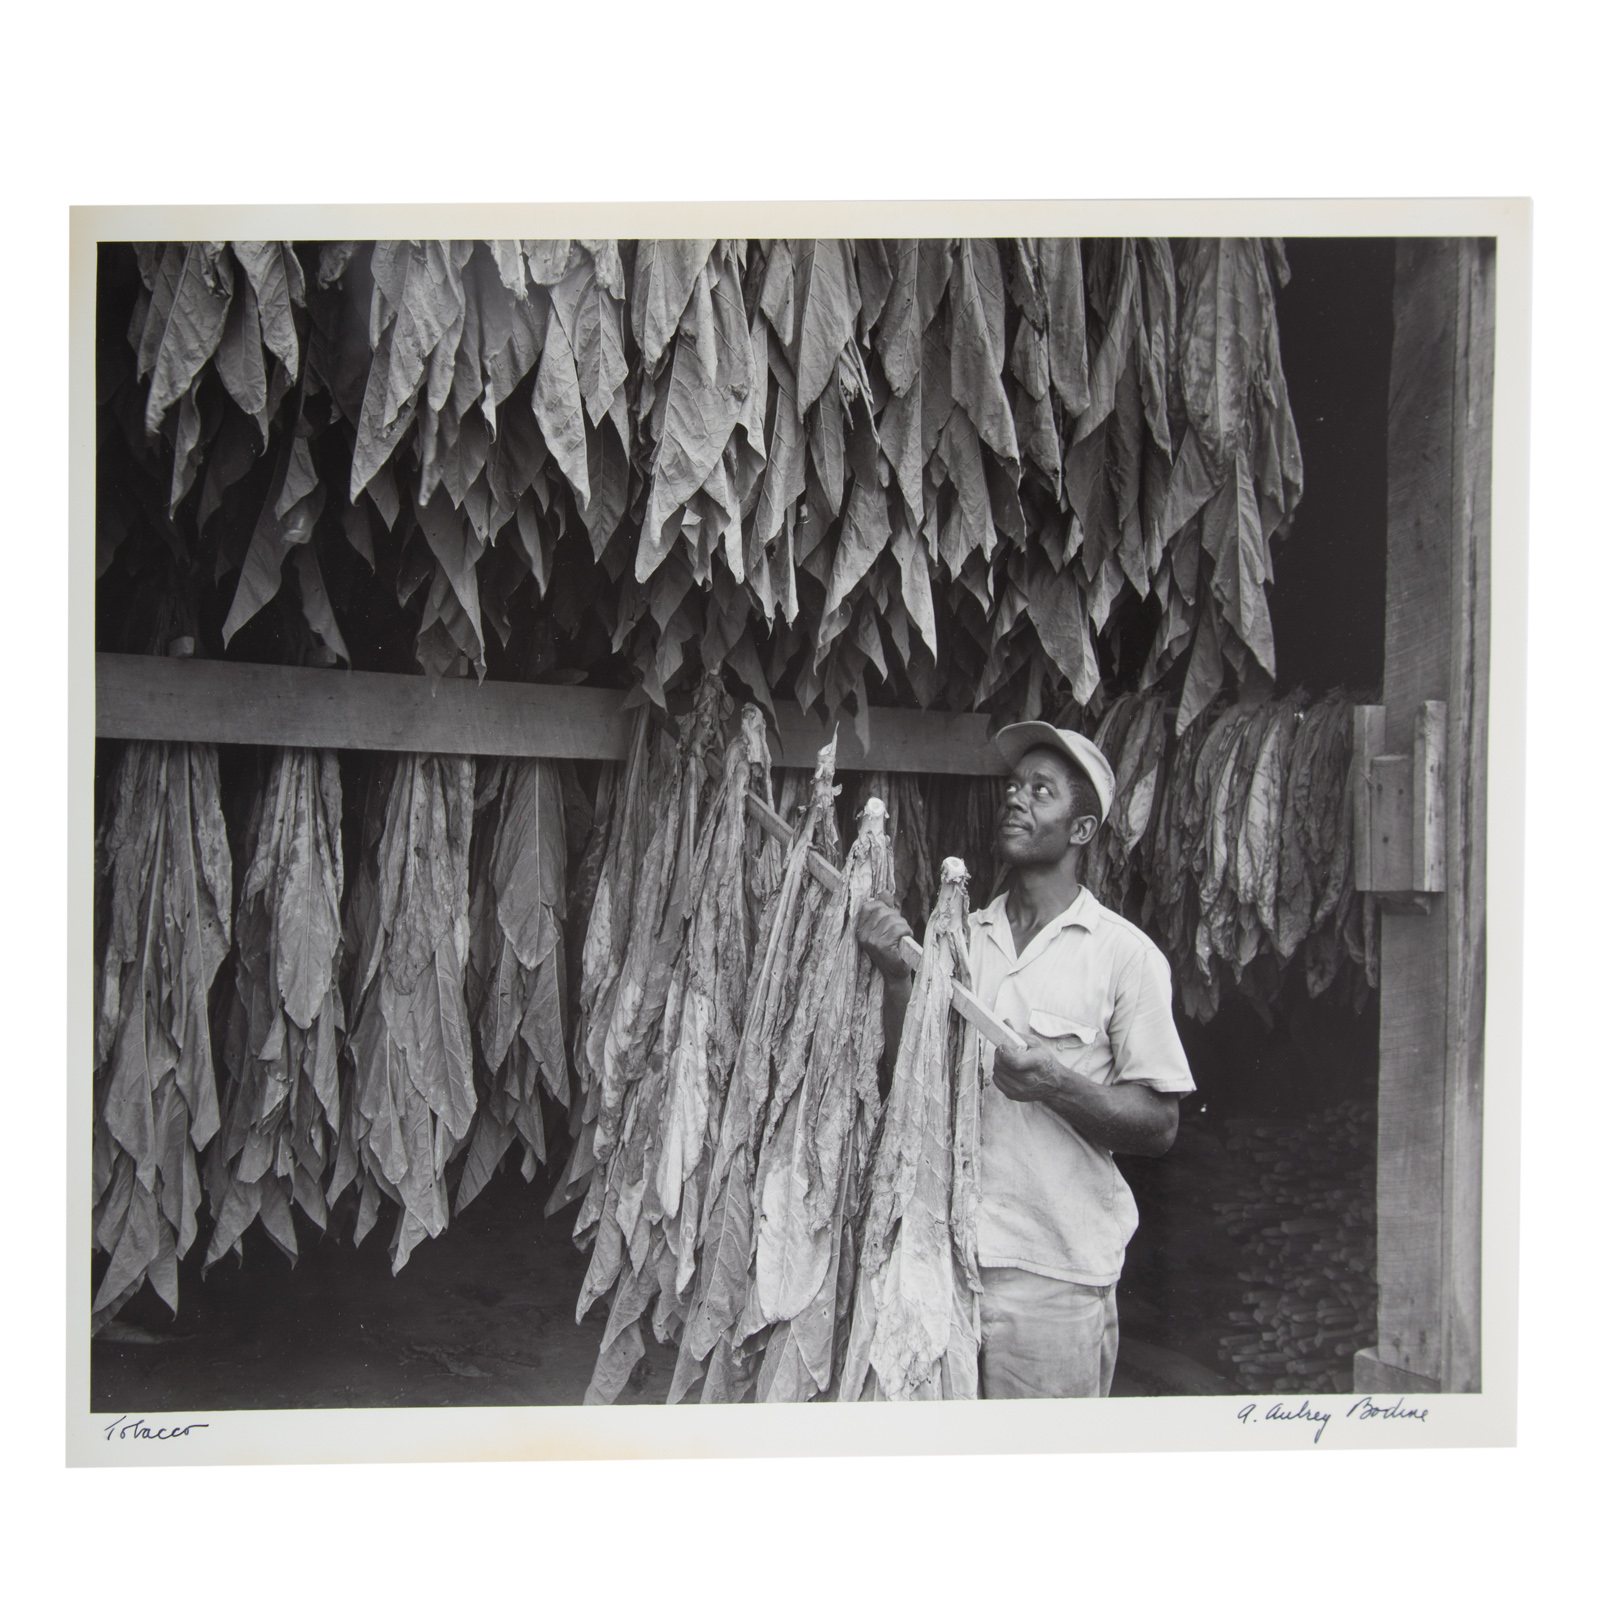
[[769, 703, 1006, 775], [96, 654, 635, 762], [94, 654, 1010, 775]]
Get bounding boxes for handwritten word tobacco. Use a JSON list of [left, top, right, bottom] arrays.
[[101, 1416, 211, 1442]]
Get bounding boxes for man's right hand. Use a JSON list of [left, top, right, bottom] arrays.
[[855, 897, 915, 981]]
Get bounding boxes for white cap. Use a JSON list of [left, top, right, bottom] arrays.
[[993, 722, 1116, 819]]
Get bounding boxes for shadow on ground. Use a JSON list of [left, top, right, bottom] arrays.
[[92, 1176, 677, 1410], [93, 1128, 1244, 1412]]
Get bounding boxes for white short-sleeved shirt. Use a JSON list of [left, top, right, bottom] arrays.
[[969, 885, 1195, 1286]]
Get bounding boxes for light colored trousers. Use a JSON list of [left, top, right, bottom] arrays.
[[977, 1267, 1119, 1398]]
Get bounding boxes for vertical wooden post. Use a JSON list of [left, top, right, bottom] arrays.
[[1356, 238, 1494, 1396], [1441, 242, 1494, 1394]]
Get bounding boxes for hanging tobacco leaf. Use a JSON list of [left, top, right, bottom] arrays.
[[93, 742, 232, 1328], [457, 756, 570, 1210], [205, 747, 344, 1266], [581, 699, 774, 1403], [838, 855, 980, 1402], [331, 752, 475, 1272], [750, 795, 892, 1402], [669, 732, 842, 1403]]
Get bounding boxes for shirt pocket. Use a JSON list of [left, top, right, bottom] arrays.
[[1026, 1009, 1100, 1051]]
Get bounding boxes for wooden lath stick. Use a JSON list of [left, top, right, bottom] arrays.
[[742, 789, 1028, 1055]]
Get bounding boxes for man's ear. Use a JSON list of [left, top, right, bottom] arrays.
[[1070, 814, 1099, 847]]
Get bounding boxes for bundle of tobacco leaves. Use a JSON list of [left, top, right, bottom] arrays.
[[1148, 700, 1213, 1010], [749, 795, 894, 1403], [1298, 710, 1376, 1009], [563, 761, 617, 1028], [1193, 700, 1275, 983], [653, 706, 776, 1289], [567, 683, 728, 1318], [103, 237, 1304, 742], [546, 709, 662, 1220], [1272, 698, 1351, 965], [853, 771, 936, 933], [204, 747, 345, 1267], [563, 685, 726, 1332], [93, 742, 232, 1327], [1226, 698, 1303, 982], [580, 700, 775, 1402], [127, 242, 307, 518], [838, 856, 981, 1402], [669, 736, 845, 1403], [587, 683, 726, 1182], [1119, 691, 1374, 1022], [331, 752, 476, 1270], [1082, 693, 1169, 919], [457, 756, 569, 1210]]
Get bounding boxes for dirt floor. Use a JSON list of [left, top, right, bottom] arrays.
[[1118, 1098, 1379, 1396], [1118, 1107, 1274, 1386], [91, 1161, 1221, 1410], [93, 1092, 1371, 1412], [92, 1175, 679, 1410]]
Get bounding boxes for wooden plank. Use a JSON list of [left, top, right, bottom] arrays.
[[769, 703, 1006, 775], [1351, 706, 1387, 891], [1354, 702, 1445, 897], [95, 653, 1010, 776], [1374, 238, 1493, 1393], [1376, 239, 1457, 1386], [1440, 241, 1494, 1394], [1369, 754, 1414, 893], [1412, 700, 1447, 893], [740, 788, 1028, 1056], [96, 654, 635, 761], [1352, 1347, 1441, 1396]]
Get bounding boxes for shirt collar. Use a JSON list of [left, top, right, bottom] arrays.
[[973, 884, 1102, 963]]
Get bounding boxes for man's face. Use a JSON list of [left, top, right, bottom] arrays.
[[995, 747, 1097, 867]]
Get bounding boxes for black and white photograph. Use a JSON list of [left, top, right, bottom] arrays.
[[68, 204, 1525, 1464]]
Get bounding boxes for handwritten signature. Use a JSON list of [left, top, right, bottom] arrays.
[[101, 1415, 210, 1443], [1346, 1395, 1430, 1424], [1236, 1395, 1429, 1445]]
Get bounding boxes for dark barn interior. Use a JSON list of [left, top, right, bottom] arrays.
[[93, 237, 1398, 1409]]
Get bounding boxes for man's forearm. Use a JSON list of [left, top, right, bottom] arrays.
[[1036, 1071, 1179, 1156]]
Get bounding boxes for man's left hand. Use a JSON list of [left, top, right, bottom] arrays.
[[992, 1041, 1069, 1104], [991, 1040, 1182, 1156]]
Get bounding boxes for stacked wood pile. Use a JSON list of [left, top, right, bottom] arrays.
[[1212, 1100, 1377, 1393]]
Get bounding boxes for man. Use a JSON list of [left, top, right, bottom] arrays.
[[857, 721, 1195, 1399]]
